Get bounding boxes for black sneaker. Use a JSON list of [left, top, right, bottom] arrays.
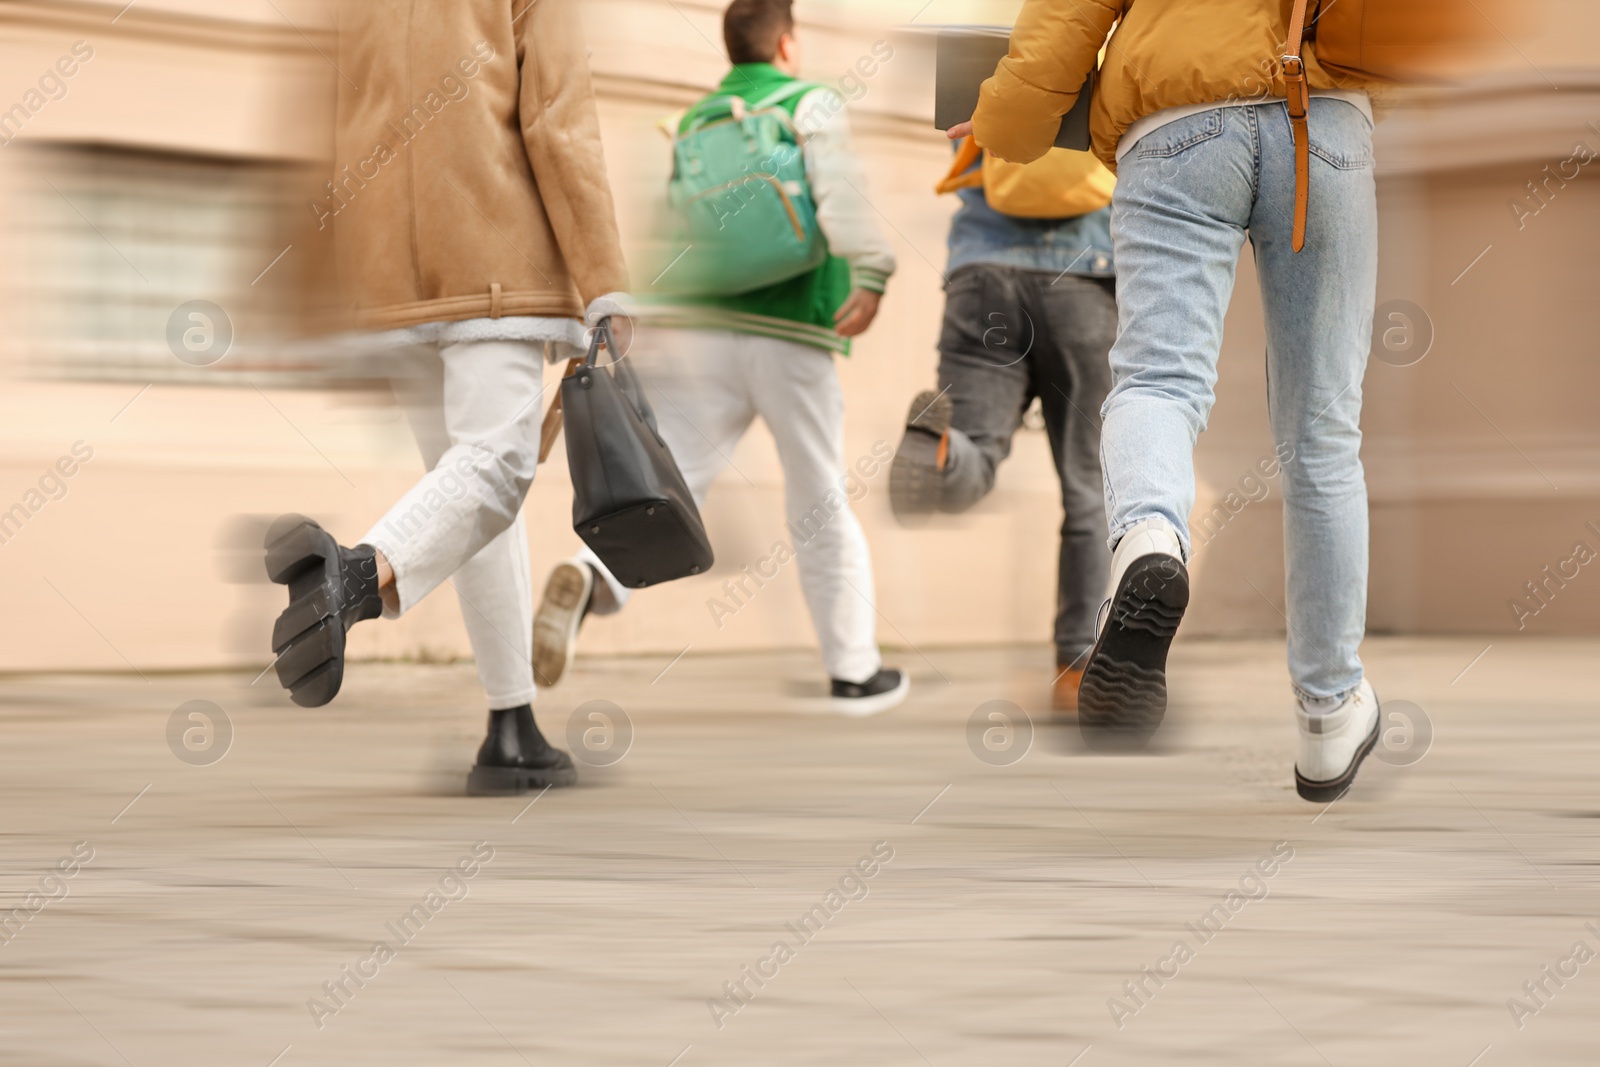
[[829, 668, 910, 717], [466, 704, 578, 796], [265, 514, 384, 708], [889, 390, 952, 523], [532, 559, 595, 688]]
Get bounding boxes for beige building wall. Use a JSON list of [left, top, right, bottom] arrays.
[[0, 0, 1595, 675]]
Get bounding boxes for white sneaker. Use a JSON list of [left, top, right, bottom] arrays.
[[532, 559, 594, 688], [1078, 518, 1189, 746], [1294, 679, 1380, 802]]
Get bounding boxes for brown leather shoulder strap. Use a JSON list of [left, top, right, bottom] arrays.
[[538, 358, 585, 463], [1284, 0, 1313, 252], [1287, 0, 1310, 56]]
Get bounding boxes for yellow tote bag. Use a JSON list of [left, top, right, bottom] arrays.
[[936, 136, 1115, 219]]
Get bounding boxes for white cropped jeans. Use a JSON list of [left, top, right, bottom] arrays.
[[580, 327, 883, 684], [361, 340, 545, 709]]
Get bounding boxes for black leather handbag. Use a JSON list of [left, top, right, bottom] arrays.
[[561, 319, 714, 588]]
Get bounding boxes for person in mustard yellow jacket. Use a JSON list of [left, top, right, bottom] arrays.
[[955, 0, 1384, 800]]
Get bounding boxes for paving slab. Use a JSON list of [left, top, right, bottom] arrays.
[[0, 636, 1596, 1066]]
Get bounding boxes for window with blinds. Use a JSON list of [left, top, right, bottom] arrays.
[[1, 142, 339, 385]]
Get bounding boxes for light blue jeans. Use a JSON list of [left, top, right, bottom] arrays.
[[1101, 98, 1377, 702]]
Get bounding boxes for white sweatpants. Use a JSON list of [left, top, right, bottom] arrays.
[[581, 327, 882, 684], [361, 340, 544, 709]]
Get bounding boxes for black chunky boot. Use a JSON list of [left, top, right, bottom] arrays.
[[265, 514, 385, 707], [466, 704, 578, 796]]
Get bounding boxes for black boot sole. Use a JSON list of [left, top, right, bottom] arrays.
[[889, 390, 951, 523], [265, 515, 347, 708], [466, 762, 579, 797], [1079, 553, 1189, 750], [1295, 711, 1381, 803]]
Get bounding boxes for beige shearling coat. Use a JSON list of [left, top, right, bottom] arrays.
[[323, 0, 629, 330]]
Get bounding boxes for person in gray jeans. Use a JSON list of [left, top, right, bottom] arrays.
[[891, 168, 1116, 712]]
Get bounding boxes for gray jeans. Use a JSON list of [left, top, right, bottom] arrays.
[[935, 265, 1117, 665]]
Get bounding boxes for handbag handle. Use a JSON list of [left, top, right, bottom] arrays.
[[582, 317, 664, 441]]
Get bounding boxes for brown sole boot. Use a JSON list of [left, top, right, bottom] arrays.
[[888, 389, 952, 524], [1052, 667, 1084, 715]]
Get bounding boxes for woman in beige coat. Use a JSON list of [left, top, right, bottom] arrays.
[[265, 0, 630, 797]]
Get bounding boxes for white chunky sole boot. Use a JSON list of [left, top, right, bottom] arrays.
[[1294, 679, 1380, 802], [1079, 518, 1188, 748]]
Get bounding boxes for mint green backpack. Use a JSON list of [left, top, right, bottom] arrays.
[[651, 81, 830, 297]]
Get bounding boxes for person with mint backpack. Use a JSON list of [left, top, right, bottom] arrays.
[[530, 0, 908, 715]]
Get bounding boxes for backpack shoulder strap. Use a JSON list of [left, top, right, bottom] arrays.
[[934, 136, 984, 195], [751, 80, 831, 111], [680, 94, 744, 136], [678, 81, 830, 141]]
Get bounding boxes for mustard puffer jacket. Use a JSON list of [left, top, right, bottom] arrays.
[[973, 0, 1378, 171]]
